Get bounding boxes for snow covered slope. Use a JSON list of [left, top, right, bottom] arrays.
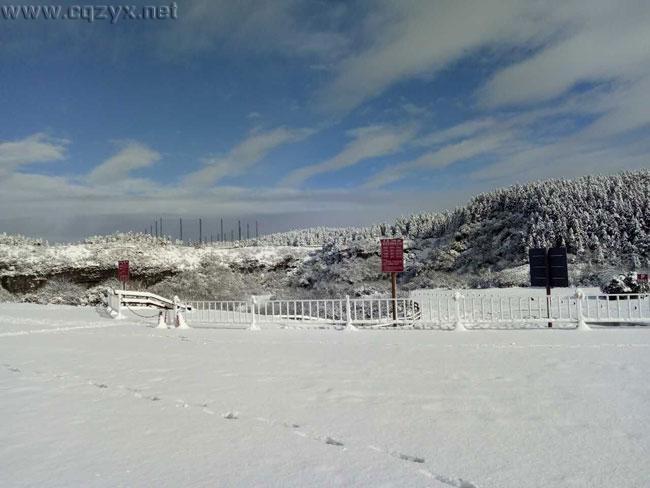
[[0, 237, 313, 295], [1, 303, 649, 487]]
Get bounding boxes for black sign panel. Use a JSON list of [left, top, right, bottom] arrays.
[[528, 248, 548, 287], [547, 247, 569, 287], [528, 247, 569, 288]]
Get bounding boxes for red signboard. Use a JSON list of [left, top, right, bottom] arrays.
[[638, 273, 648, 283], [381, 239, 404, 273], [118, 260, 130, 283]]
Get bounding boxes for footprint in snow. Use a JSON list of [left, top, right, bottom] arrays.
[[324, 436, 344, 447], [419, 470, 478, 488], [394, 452, 425, 464], [222, 411, 239, 420]]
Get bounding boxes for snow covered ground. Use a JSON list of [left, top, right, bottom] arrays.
[[1, 303, 650, 487]]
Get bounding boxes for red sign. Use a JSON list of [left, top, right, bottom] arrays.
[[381, 239, 404, 273], [638, 273, 648, 283], [118, 260, 130, 282]]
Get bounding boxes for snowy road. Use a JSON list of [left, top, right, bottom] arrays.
[[1, 303, 649, 487]]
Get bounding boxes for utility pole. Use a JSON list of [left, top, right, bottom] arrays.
[[199, 218, 203, 244], [155, 220, 158, 238], [220, 218, 224, 242], [160, 218, 163, 238], [247, 223, 250, 240], [231, 229, 234, 242], [238, 220, 241, 241], [180, 218, 183, 241], [255, 220, 258, 238]]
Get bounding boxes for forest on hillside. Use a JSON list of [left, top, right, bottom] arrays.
[[255, 170, 650, 272]]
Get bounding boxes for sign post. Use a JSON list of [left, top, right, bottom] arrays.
[[529, 247, 568, 328], [118, 260, 130, 291], [381, 239, 404, 322]]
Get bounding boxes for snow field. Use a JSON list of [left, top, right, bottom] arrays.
[[1, 303, 650, 487]]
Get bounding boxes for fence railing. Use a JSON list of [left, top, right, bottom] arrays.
[[581, 294, 650, 322], [185, 297, 419, 329], [181, 291, 650, 330]]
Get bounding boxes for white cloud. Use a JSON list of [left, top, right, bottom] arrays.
[[318, 0, 550, 112], [365, 130, 512, 189], [415, 119, 495, 147], [469, 136, 650, 183], [577, 76, 650, 139], [481, 2, 650, 107], [184, 126, 314, 187], [156, 0, 348, 60], [87, 142, 161, 185], [0, 133, 69, 169], [282, 124, 415, 187]]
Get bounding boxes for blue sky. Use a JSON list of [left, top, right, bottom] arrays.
[[1, 0, 650, 240]]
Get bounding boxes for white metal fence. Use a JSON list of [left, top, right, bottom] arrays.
[[182, 291, 650, 330], [185, 297, 419, 329], [582, 294, 650, 323]]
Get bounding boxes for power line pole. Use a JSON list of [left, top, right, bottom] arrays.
[[160, 217, 163, 238], [255, 220, 258, 238], [220, 218, 224, 242], [247, 222, 250, 240], [231, 229, 234, 242], [199, 218, 203, 244], [180, 218, 183, 241], [155, 220, 158, 238]]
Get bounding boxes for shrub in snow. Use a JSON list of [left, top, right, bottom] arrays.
[[22, 278, 88, 305], [602, 272, 650, 294], [150, 265, 282, 301], [0, 232, 46, 246], [83, 232, 171, 246], [0, 285, 15, 302]]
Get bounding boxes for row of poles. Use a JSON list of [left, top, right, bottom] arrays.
[[145, 218, 260, 243]]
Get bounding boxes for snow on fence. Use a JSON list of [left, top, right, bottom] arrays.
[[106, 289, 191, 328], [185, 297, 419, 329], [581, 293, 650, 323], [182, 291, 650, 330]]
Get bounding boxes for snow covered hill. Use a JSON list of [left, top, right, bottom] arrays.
[[0, 170, 648, 303], [255, 170, 650, 273], [0, 236, 313, 302], [1, 303, 649, 487]]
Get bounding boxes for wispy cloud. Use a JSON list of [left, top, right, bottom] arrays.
[[282, 124, 415, 187], [414, 119, 496, 147], [317, 0, 551, 112], [184, 126, 314, 187], [156, 0, 349, 60], [0, 133, 69, 170], [365, 130, 513, 189], [480, 2, 650, 108], [87, 141, 160, 185]]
